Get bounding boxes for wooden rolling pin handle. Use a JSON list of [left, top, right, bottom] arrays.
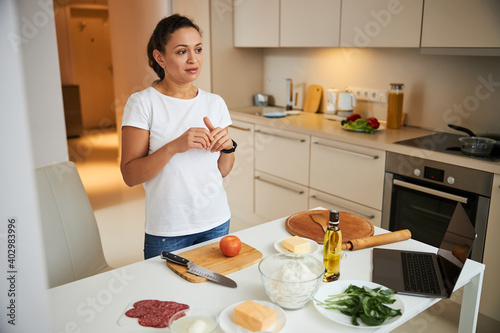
[[341, 229, 412, 251]]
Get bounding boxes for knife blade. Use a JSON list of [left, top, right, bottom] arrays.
[[161, 251, 237, 288]]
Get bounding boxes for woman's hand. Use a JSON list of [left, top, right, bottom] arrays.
[[203, 117, 232, 152], [171, 126, 214, 153]]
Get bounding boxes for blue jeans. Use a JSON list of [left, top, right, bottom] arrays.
[[144, 219, 230, 260]]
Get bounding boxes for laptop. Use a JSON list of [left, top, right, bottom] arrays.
[[372, 203, 476, 298]]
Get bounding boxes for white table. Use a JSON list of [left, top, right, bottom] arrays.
[[47, 216, 484, 333]]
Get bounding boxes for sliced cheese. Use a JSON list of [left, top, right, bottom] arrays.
[[233, 300, 277, 332], [282, 236, 310, 253]]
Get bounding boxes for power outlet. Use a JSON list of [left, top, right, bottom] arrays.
[[349, 87, 387, 103]]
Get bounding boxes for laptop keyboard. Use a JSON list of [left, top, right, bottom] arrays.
[[401, 252, 441, 294]]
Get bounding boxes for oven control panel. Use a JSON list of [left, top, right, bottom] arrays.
[[385, 152, 493, 197], [423, 166, 444, 182]]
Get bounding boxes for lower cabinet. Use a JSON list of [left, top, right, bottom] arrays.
[[224, 120, 254, 215], [309, 136, 386, 210], [254, 125, 310, 186], [309, 189, 382, 227], [227, 120, 387, 228], [254, 171, 309, 221]]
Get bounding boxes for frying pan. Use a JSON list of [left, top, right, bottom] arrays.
[[448, 124, 500, 156]]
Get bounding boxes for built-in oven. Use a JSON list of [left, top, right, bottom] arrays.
[[382, 151, 492, 262]]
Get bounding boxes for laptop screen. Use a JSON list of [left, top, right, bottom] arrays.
[[437, 203, 477, 294]]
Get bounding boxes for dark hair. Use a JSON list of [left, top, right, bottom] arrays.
[[147, 14, 202, 83]]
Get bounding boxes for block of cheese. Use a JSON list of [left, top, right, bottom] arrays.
[[233, 300, 277, 332], [282, 236, 310, 253]]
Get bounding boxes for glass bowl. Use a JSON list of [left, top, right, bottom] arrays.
[[168, 308, 219, 333], [258, 253, 325, 310], [459, 136, 495, 157]]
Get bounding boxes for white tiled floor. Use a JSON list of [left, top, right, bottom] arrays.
[[68, 129, 496, 333]]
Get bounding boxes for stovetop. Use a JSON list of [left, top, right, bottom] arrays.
[[395, 133, 500, 163]]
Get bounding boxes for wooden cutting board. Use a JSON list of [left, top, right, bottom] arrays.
[[166, 242, 262, 283], [285, 209, 374, 244], [303, 84, 323, 112]]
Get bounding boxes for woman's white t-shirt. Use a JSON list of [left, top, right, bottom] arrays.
[[122, 87, 232, 237]]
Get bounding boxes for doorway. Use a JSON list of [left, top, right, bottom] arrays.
[[56, 5, 116, 133]]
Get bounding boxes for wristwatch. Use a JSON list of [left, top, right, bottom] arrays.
[[221, 139, 237, 154]]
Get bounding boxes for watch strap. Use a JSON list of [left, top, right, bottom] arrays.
[[221, 139, 237, 154]]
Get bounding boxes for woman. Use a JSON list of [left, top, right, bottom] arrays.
[[120, 14, 236, 259]]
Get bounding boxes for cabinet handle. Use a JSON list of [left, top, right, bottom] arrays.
[[255, 129, 306, 142], [229, 125, 251, 131], [310, 195, 376, 220], [255, 176, 304, 195], [312, 142, 379, 160]]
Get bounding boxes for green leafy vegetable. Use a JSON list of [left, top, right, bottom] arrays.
[[314, 284, 402, 326], [340, 119, 377, 134]]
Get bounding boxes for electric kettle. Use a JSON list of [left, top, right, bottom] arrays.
[[337, 89, 356, 111]]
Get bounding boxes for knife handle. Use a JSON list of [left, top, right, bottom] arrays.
[[161, 252, 189, 266]]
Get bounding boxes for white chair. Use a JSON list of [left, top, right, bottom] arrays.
[[35, 161, 112, 288]]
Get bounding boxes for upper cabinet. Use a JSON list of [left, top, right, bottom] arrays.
[[421, 0, 500, 48], [234, 0, 500, 49], [234, 0, 341, 47], [280, 0, 341, 47], [340, 0, 423, 47], [234, 0, 280, 47]]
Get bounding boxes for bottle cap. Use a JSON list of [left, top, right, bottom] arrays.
[[329, 210, 339, 225]]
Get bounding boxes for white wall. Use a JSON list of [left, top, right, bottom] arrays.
[[0, 1, 51, 332], [19, 0, 68, 168], [263, 48, 500, 134], [210, 0, 264, 107]]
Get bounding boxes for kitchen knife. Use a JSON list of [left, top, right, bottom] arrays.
[[161, 251, 237, 288]]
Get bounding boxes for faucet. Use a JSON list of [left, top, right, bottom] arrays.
[[285, 78, 293, 110]]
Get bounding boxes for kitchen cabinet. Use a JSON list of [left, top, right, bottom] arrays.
[[481, 174, 500, 320], [253, 125, 310, 221], [309, 189, 382, 227], [233, 0, 341, 47], [233, 0, 279, 47], [340, 0, 423, 47], [280, 0, 341, 47], [255, 171, 309, 221], [224, 120, 255, 215], [421, 0, 500, 48], [309, 136, 386, 210], [254, 125, 310, 186]]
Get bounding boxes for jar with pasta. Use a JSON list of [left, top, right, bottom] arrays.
[[386, 83, 404, 129]]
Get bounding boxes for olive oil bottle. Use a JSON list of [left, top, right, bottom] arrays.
[[323, 210, 342, 282]]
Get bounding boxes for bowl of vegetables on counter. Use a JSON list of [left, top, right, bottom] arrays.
[[341, 114, 382, 134]]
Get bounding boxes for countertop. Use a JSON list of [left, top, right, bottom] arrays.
[[229, 106, 500, 175]]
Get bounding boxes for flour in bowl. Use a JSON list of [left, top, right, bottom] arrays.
[[272, 260, 318, 282], [263, 259, 322, 309]]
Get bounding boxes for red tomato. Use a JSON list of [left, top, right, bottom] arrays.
[[219, 235, 241, 257]]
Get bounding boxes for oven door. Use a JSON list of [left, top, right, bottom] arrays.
[[382, 172, 488, 262]]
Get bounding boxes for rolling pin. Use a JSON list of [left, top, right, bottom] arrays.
[[341, 229, 411, 251]]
